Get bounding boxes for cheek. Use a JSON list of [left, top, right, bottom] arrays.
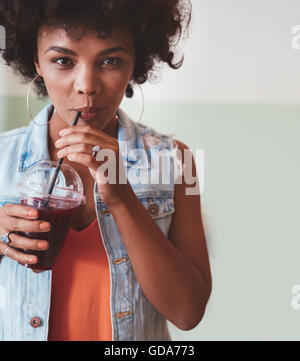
[[43, 75, 73, 120], [102, 74, 131, 103], [43, 72, 71, 99], [105, 63, 134, 91]]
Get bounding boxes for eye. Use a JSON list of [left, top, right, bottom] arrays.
[[52, 57, 72, 66], [51, 56, 123, 68], [102, 57, 122, 67]]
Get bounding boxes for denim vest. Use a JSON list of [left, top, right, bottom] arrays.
[[0, 103, 179, 341]]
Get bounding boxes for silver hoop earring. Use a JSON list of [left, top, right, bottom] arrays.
[[136, 83, 144, 124], [27, 74, 52, 126]]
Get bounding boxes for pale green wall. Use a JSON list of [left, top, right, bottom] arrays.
[[0, 96, 50, 131], [1, 98, 300, 340]]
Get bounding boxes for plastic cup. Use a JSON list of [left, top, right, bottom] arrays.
[[16, 160, 86, 270]]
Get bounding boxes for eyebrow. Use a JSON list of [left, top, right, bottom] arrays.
[[45, 45, 128, 56]]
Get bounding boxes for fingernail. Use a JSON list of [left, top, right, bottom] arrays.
[[28, 210, 38, 218], [37, 241, 48, 250], [59, 129, 68, 136], [55, 139, 62, 148], [27, 256, 38, 264], [40, 222, 51, 230], [32, 269, 43, 273]]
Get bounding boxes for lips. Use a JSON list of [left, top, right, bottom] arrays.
[[80, 112, 99, 120], [74, 106, 103, 121], [76, 106, 100, 113]]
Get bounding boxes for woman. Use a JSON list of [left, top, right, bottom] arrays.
[[0, 0, 211, 341]]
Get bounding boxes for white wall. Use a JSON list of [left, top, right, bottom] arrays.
[[134, 0, 300, 104], [2, 0, 300, 104]]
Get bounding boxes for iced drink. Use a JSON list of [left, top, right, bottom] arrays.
[[16, 160, 86, 270], [17, 197, 80, 270]]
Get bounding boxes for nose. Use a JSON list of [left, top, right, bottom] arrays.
[[74, 69, 101, 97], [79, 88, 96, 96]]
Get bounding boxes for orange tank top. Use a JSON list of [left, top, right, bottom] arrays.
[[47, 218, 112, 341]]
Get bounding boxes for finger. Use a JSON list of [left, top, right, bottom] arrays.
[[2, 203, 39, 219], [4, 217, 51, 233], [67, 149, 121, 185], [0, 242, 9, 256], [0, 243, 38, 265], [66, 152, 97, 169], [7, 232, 49, 251], [57, 143, 94, 159], [55, 133, 102, 150], [59, 124, 108, 137]]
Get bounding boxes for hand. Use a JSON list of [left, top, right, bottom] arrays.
[[56, 125, 132, 206], [0, 204, 50, 271]]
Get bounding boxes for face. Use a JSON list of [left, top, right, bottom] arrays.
[[34, 24, 135, 131]]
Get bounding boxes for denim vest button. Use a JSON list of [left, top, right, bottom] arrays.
[[114, 257, 129, 265], [117, 310, 132, 319], [148, 204, 159, 216], [30, 317, 41, 328]]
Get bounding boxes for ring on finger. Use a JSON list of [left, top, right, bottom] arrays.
[[0, 231, 14, 245], [92, 145, 100, 158], [4, 246, 10, 257]]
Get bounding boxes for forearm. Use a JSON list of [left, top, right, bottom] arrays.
[[108, 186, 210, 330]]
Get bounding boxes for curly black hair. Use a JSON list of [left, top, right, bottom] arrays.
[[0, 0, 192, 99]]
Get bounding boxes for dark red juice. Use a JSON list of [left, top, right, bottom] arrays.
[[17, 198, 79, 270]]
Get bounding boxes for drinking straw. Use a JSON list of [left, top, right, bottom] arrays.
[[43, 111, 81, 208]]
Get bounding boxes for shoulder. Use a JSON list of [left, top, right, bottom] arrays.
[[172, 138, 199, 193], [173, 139, 196, 165], [136, 124, 185, 156], [0, 127, 29, 189], [0, 126, 28, 140], [0, 126, 29, 159], [137, 122, 172, 141], [173, 139, 189, 152], [172, 138, 196, 169]]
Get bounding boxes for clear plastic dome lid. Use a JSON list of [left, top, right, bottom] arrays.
[[17, 160, 86, 208]]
